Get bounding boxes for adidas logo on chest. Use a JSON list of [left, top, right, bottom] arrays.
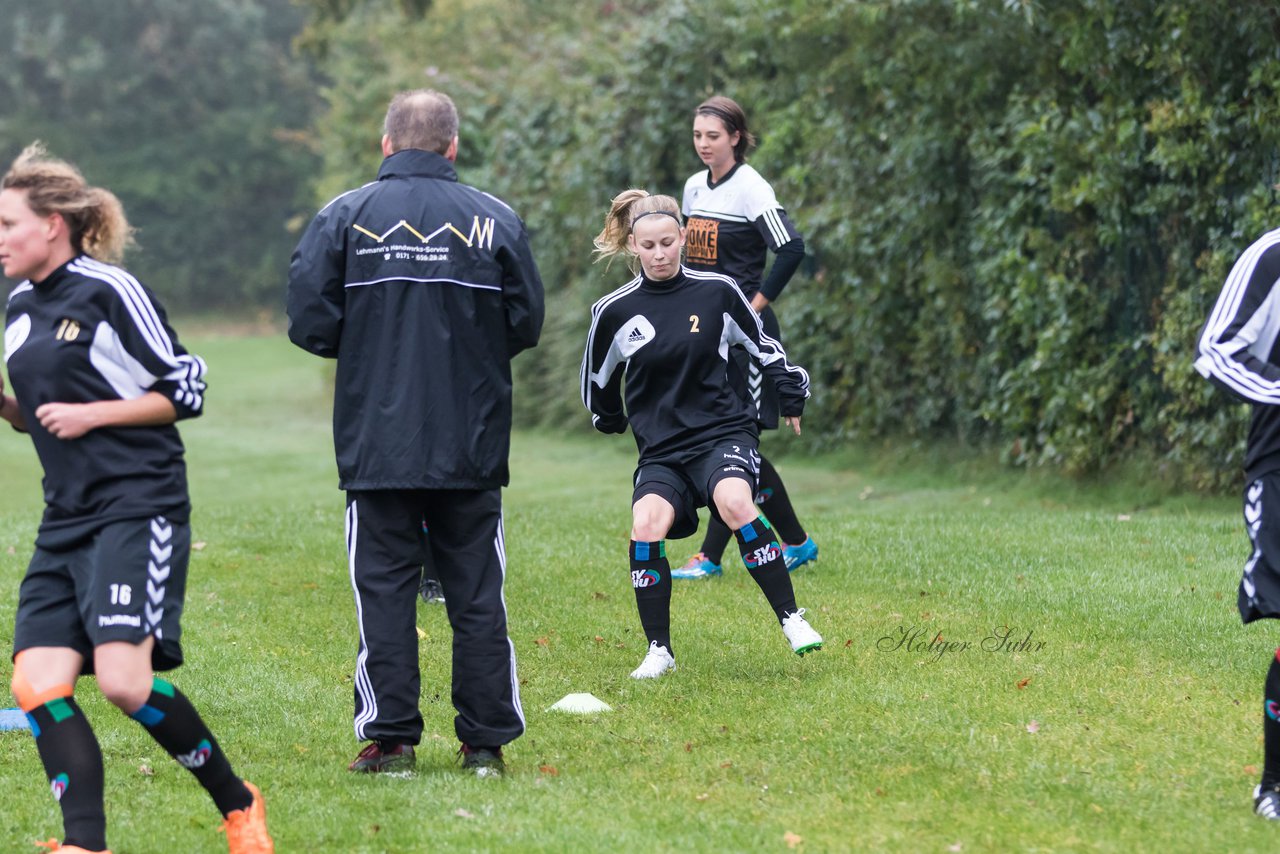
[[618, 314, 657, 357]]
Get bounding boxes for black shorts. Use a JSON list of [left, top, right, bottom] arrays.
[[633, 438, 761, 540], [1240, 473, 1280, 624], [12, 515, 190, 673]]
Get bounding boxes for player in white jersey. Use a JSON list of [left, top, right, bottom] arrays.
[[674, 95, 819, 580]]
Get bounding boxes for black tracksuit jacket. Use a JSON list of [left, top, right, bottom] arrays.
[[287, 149, 544, 491]]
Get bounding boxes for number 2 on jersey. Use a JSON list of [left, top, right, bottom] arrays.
[[689, 315, 700, 333]]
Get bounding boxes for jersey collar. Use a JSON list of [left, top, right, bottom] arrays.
[[705, 161, 744, 191], [640, 267, 688, 293], [30, 255, 82, 292]]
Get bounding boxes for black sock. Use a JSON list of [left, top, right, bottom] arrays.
[[698, 518, 733, 565], [1264, 650, 1280, 788], [630, 540, 672, 654], [27, 696, 107, 851], [734, 516, 798, 622], [129, 678, 252, 816], [757, 456, 807, 546]]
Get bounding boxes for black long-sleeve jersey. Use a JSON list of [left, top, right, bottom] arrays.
[[681, 162, 805, 301], [4, 256, 205, 547], [581, 266, 809, 464], [1196, 227, 1280, 481]]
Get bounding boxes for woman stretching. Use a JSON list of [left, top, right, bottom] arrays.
[[581, 189, 823, 679]]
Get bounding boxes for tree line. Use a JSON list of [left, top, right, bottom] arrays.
[[2, 0, 1277, 487], [0, 0, 318, 310]]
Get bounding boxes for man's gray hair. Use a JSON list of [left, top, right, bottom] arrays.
[[384, 89, 458, 155]]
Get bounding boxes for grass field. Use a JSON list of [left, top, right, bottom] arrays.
[[0, 332, 1274, 852]]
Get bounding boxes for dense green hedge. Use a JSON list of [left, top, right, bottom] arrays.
[[303, 0, 1280, 488], [0, 0, 318, 310]]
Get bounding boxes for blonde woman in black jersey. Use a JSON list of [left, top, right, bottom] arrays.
[[0, 144, 272, 853], [581, 189, 823, 679]]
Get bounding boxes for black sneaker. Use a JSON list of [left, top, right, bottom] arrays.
[[1256, 784, 1280, 819], [419, 577, 445, 604], [349, 741, 415, 773], [459, 743, 504, 778]]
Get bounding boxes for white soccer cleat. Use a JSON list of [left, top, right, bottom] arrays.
[[781, 608, 823, 656], [630, 641, 676, 679]]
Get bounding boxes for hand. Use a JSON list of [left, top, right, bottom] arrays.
[[785, 415, 802, 435], [750, 293, 770, 313], [594, 415, 629, 435], [35, 402, 101, 440]]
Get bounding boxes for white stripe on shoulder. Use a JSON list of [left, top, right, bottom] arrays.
[[1195, 230, 1280, 401], [1199, 230, 1280, 352], [7, 281, 34, 304], [683, 267, 740, 289], [318, 180, 378, 214], [70, 258, 177, 365], [589, 275, 644, 318], [477, 189, 517, 214]]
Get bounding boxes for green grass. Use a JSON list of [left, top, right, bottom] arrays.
[[0, 332, 1272, 852]]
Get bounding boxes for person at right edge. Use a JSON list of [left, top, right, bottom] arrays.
[[673, 95, 818, 580], [1195, 223, 1280, 820], [287, 89, 544, 778]]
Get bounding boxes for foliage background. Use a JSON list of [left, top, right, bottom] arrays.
[[4, 0, 1280, 487], [297, 0, 1280, 489], [0, 0, 320, 309]]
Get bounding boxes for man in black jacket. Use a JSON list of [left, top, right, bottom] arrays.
[[287, 89, 544, 777]]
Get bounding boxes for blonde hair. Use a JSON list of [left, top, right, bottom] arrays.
[[592, 189, 681, 264], [2, 143, 134, 264]]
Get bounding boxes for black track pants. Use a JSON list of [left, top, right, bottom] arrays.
[[345, 488, 525, 747]]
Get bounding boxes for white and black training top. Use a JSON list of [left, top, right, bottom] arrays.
[[581, 265, 809, 464], [4, 255, 206, 547], [1196, 227, 1280, 481], [681, 162, 805, 301]]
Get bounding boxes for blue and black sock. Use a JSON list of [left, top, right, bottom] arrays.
[[129, 677, 252, 816], [630, 540, 672, 654], [1264, 650, 1280, 789], [758, 456, 806, 546], [27, 696, 107, 851], [735, 516, 798, 622]]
